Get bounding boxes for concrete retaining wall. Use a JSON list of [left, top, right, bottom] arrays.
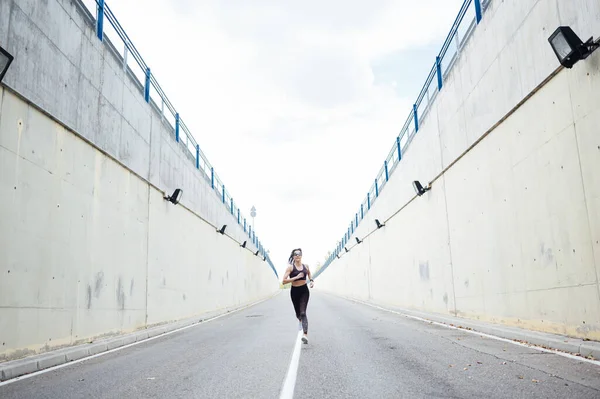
[[317, 0, 600, 340], [0, 0, 278, 362]]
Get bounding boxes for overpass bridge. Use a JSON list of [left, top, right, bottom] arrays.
[[1, 0, 600, 397]]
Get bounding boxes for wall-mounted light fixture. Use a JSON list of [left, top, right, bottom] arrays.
[[336, 254, 340, 259], [375, 219, 385, 229], [216, 225, 227, 235], [0, 45, 14, 83], [344, 247, 348, 253], [355, 237, 362, 244], [254, 250, 260, 256], [164, 188, 183, 205], [412, 180, 430, 196], [240, 241, 247, 248], [548, 26, 598, 69]]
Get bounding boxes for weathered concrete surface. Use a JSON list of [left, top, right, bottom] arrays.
[[318, 0, 600, 342]]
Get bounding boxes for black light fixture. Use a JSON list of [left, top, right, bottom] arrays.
[[240, 241, 247, 248], [344, 247, 348, 253], [0, 45, 14, 83], [336, 254, 340, 259], [548, 26, 598, 69], [164, 188, 183, 204], [263, 255, 266, 261], [254, 250, 260, 256], [412, 180, 430, 196], [375, 219, 385, 229], [355, 237, 362, 244], [217, 225, 227, 235]]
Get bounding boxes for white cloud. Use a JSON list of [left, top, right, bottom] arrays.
[[103, 0, 464, 276]]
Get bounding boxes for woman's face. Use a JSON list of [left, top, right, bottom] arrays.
[[293, 250, 302, 261]]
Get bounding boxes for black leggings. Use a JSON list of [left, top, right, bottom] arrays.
[[290, 284, 310, 334]]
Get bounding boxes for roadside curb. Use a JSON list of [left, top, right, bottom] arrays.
[[327, 292, 600, 362], [0, 291, 280, 382]]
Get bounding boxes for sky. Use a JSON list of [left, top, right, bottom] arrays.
[[86, 0, 464, 278]]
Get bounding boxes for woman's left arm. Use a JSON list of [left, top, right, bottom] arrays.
[[306, 265, 314, 288]]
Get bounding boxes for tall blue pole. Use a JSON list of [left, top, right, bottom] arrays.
[[96, 0, 105, 41], [195, 144, 199, 169], [375, 179, 379, 197], [144, 68, 151, 103], [384, 160, 389, 181], [211, 168, 214, 189], [175, 113, 180, 142], [367, 192, 371, 210], [413, 104, 419, 132], [396, 136, 402, 162], [436, 56, 443, 90], [474, 0, 482, 23]]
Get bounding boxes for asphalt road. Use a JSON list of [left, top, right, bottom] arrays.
[[1, 290, 599, 398]]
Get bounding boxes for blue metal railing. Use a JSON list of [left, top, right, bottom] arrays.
[[315, 0, 491, 278], [80, 0, 274, 274]]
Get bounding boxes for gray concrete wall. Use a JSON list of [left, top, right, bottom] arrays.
[[0, 0, 278, 361], [317, 0, 600, 340]]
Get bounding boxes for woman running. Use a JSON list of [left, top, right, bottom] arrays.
[[282, 248, 314, 344]]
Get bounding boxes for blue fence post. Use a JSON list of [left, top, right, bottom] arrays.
[[175, 113, 180, 142], [384, 161, 389, 182], [222, 185, 225, 203], [375, 179, 379, 197], [413, 104, 419, 132], [367, 192, 371, 210], [396, 136, 402, 162], [237, 209, 240, 224], [436, 56, 443, 90], [96, 0, 105, 41], [211, 168, 214, 189], [361, 204, 364, 220], [244, 218, 247, 232], [230, 198, 233, 214], [355, 213, 358, 226], [474, 0, 482, 24], [144, 68, 151, 103], [195, 145, 199, 169]]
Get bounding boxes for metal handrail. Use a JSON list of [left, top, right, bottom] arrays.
[[81, 0, 271, 264], [320, 0, 491, 273]]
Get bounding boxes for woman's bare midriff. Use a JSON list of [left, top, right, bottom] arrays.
[[291, 264, 307, 287]]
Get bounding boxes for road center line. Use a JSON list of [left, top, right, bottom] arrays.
[[280, 330, 303, 399]]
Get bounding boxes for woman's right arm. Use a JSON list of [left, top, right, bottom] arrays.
[[282, 266, 300, 284]]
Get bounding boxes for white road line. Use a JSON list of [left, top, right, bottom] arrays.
[[280, 330, 303, 399], [348, 297, 600, 367], [0, 293, 278, 387]]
